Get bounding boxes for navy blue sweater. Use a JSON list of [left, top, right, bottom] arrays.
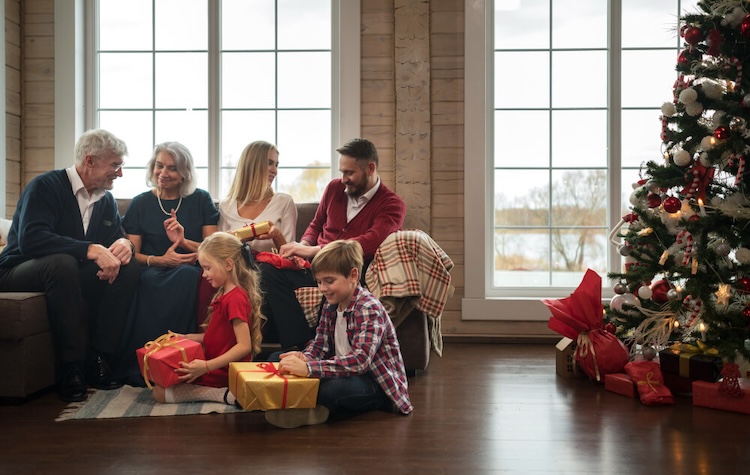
[[0, 169, 125, 269]]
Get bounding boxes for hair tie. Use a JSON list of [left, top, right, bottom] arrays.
[[241, 243, 255, 268]]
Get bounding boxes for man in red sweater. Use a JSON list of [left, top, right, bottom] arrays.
[[259, 138, 406, 349]]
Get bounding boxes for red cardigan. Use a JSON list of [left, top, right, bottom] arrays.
[[301, 179, 406, 260]]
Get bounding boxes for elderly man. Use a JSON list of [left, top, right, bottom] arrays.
[[259, 138, 406, 350], [0, 129, 141, 402]]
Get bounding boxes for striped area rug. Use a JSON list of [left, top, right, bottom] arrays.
[[56, 385, 242, 421]]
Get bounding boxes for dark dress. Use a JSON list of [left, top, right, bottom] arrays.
[[119, 188, 218, 384]]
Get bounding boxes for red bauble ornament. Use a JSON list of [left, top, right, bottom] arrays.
[[714, 126, 729, 140], [743, 306, 750, 318], [677, 50, 698, 72], [737, 277, 750, 293], [689, 214, 701, 222], [604, 322, 617, 334], [741, 14, 750, 38], [647, 192, 662, 208], [651, 280, 670, 304], [663, 196, 682, 213], [684, 26, 702, 45]]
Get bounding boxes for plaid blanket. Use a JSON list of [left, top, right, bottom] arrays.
[[294, 230, 454, 356]]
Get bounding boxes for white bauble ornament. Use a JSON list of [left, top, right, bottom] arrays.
[[637, 285, 653, 300], [736, 247, 750, 265], [713, 111, 726, 127], [702, 80, 724, 100], [674, 149, 692, 166], [679, 88, 698, 104], [610, 294, 624, 311], [685, 102, 704, 117], [661, 102, 677, 117], [621, 292, 640, 308], [629, 186, 647, 207], [699, 152, 710, 167]]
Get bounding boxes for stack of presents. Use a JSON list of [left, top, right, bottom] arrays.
[[138, 333, 318, 411], [547, 270, 750, 415]]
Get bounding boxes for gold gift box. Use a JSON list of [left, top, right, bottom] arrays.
[[229, 362, 320, 411], [232, 221, 272, 241]]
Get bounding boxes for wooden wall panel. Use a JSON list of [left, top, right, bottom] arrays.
[[5, 0, 22, 218]]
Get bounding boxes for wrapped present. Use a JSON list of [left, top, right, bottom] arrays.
[[229, 362, 319, 411], [232, 221, 272, 241], [137, 333, 205, 389], [624, 360, 674, 406], [662, 372, 693, 396], [543, 269, 629, 381], [659, 343, 722, 383], [692, 379, 750, 415], [604, 373, 636, 398]]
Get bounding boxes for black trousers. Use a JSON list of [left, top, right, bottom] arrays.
[[257, 262, 316, 348], [0, 254, 141, 367]]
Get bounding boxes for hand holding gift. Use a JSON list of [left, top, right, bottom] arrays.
[[543, 269, 630, 381]]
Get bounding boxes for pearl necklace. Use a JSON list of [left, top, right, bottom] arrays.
[[157, 189, 183, 216]]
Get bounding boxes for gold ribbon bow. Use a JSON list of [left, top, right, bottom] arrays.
[[636, 372, 662, 393], [141, 332, 190, 390]]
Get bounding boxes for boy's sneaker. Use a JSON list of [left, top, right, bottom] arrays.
[[264, 405, 330, 429]]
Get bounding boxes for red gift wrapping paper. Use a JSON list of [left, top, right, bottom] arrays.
[[136, 334, 205, 389], [604, 373, 636, 398], [692, 380, 750, 415]]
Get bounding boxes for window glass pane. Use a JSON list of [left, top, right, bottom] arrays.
[[621, 109, 663, 168], [222, 52, 276, 108], [278, 0, 331, 50], [622, 50, 677, 108], [154, 0, 207, 50], [550, 228, 607, 286], [276, 167, 329, 203], [551, 169, 607, 226], [99, 53, 153, 109], [551, 51, 606, 108], [112, 170, 150, 201], [495, 111, 549, 168], [222, 0, 276, 50], [494, 169, 550, 226], [552, 0, 606, 49], [98, 111, 154, 168], [277, 110, 331, 167], [221, 110, 277, 170], [552, 111, 607, 167], [155, 53, 208, 109], [622, 0, 679, 48], [99, 0, 152, 51], [493, 229, 551, 286], [154, 110, 208, 167], [278, 52, 331, 108], [494, 0, 549, 50], [495, 52, 550, 108]]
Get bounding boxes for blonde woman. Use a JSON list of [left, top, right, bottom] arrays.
[[218, 141, 297, 252]]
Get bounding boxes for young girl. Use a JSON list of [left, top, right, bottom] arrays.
[[152, 232, 265, 405]]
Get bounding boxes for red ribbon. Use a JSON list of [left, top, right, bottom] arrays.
[[236, 362, 289, 409]]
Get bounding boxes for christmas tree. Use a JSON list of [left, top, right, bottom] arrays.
[[606, 0, 750, 362]]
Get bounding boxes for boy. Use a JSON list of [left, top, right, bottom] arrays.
[[266, 239, 413, 428]]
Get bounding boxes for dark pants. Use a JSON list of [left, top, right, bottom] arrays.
[[258, 262, 316, 348], [0, 254, 141, 370]]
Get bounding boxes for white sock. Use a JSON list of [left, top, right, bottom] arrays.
[[164, 384, 235, 405]]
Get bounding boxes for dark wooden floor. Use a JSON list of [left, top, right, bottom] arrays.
[[2, 342, 750, 474]]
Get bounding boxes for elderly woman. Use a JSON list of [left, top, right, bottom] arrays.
[[218, 140, 297, 252], [120, 142, 218, 383]]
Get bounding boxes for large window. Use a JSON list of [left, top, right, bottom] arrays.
[[464, 0, 698, 319], [90, 0, 357, 201]]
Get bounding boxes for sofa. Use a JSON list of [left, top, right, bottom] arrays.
[[0, 199, 432, 401]]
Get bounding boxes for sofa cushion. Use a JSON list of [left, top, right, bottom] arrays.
[[0, 292, 50, 340]]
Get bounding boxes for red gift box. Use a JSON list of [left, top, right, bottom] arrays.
[[136, 333, 205, 389], [604, 373, 636, 398], [692, 379, 750, 415]]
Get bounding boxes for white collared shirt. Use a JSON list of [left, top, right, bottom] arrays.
[[346, 177, 380, 222], [66, 166, 106, 234]]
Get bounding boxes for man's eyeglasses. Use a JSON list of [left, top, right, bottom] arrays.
[[91, 155, 124, 172]]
